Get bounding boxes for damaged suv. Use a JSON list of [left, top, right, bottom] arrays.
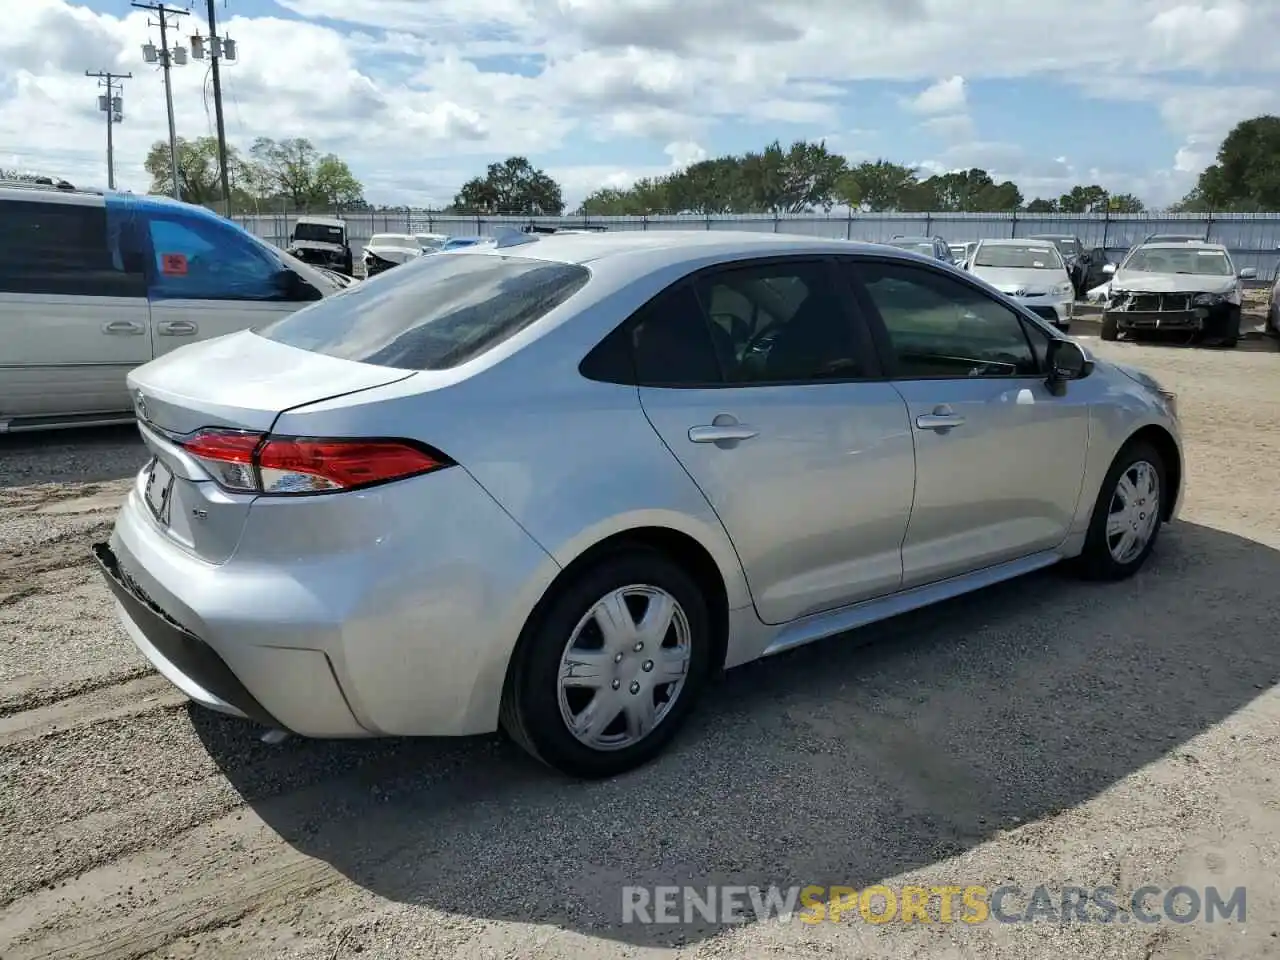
[[1100, 240, 1256, 347], [286, 216, 353, 276]]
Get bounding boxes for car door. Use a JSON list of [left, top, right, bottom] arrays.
[[139, 208, 319, 358], [843, 256, 1091, 589], [0, 195, 150, 421], [1082, 247, 1110, 290], [634, 257, 916, 625]]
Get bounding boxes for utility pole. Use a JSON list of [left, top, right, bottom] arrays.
[[191, 3, 238, 216], [134, 1, 188, 201], [85, 70, 131, 190]]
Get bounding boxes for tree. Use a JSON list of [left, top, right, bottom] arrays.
[[1177, 115, 1280, 212], [835, 160, 920, 212], [1057, 184, 1108, 213], [312, 153, 363, 208], [452, 156, 565, 216], [1106, 193, 1145, 213], [736, 140, 847, 213], [249, 137, 320, 209], [1024, 197, 1059, 213], [144, 136, 244, 206]]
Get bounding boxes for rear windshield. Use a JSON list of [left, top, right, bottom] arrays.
[[254, 253, 591, 370], [293, 223, 344, 243]]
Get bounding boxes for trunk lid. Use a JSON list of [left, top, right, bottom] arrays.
[[127, 329, 415, 436], [126, 330, 416, 564]]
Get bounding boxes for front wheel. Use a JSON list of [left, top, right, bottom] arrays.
[[1100, 312, 1120, 341], [500, 549, 713, 778], [1074, 441, 1165, 581]]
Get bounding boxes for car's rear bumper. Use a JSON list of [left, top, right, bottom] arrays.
[[99, 465, 561, 738]]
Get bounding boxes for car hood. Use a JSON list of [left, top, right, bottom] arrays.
[[972, 265, 1069, 293], [1111, 271, 1237, 294], [364, 243, 421, 263], [288, 239, 346, 253]]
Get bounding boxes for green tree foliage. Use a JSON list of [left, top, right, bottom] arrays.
[[1057, 184, 1109, 213], [1175, 115, 1280, 212], [452, 156, 565, 216], [143, 135, 364, 213], [1106, 192, 1145, 213]]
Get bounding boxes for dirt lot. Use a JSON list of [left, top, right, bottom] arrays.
[[1, 324, 1278, 960]]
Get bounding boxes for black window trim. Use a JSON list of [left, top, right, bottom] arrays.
[[839, 254, 1066, 382], [579, 254, 885, 390]]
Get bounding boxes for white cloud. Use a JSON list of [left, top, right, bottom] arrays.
[[664, 141, 708, 168], [4, 0, 1280, 209], [908, 76, 967, 115]]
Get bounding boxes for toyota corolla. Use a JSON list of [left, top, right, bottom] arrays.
[[95, 231, 1182, 778]]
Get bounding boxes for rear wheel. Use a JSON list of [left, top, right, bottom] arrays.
[[500, 549, 712, 778], [1100, 312, 1120, 341], [1074, 440, 1165, 581]]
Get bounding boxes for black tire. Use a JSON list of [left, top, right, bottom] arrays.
[[500, 548, 713, 778], [1100, 312, 1120, 341], [1267, 301, 1280, 338], [1220, 306, 1241, 348], [1074, 440, 1165, 582]]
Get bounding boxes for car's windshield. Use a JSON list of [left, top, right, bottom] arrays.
[[292, 222, 344, 244], [1034, 237, 1079, 256], [370, 234, 419, 247], [973, 243, 1063, 270], [1123, 246, 1234, 276], [888, 240, 935, 254]]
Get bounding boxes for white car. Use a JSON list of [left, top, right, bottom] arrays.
[[414, 232, 449, 252], [362, 234, 423, 276], [964, 239, 1075, 330], [0, 183, 345, 432]]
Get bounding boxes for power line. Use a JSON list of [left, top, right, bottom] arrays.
[[84, 70, 132, 190], [133, 1, 189, 200]]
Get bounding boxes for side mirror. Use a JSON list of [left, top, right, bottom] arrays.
[[1102, 262, 1116, 275], [1239, 267, 1257, 280], [1046, 338, 1091, 391]]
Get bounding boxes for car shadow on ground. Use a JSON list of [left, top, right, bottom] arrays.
[[0, 425, 145, 488], [193, 520, 1280, 949]]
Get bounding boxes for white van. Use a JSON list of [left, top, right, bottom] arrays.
[[0, 183, 346, 432]]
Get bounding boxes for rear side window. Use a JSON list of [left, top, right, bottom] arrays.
[[255, 253, 591, 370], [144, 212, 291, 301], [0, 198, 145, 297]]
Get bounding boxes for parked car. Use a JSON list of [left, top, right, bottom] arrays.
[[884, 235, 955, 262], [1100, 240, 1256, 346], [1026, 234, 1111, 296], [362, 233, 423, 276], [286, 215, 353, 276], [0, 182, 346, 433], [963, 238, 1075, 330], [441, 235, 488, 251], [1268, 250, 1280, 338], [414, 232, 449, 252], [98, 230, 1182, 778], [951, 240, 978, 265]]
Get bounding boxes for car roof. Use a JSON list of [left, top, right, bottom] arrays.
[[469, 230, 885, 263], [294, 215, 345, 226], [977, 238, 1058, 246]]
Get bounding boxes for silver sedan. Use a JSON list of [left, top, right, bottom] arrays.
[[95, 231, 1183, 778]]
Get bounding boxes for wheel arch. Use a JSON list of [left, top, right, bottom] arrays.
[[504, 525, 734, 700], [1123, 423, 1182, 521]]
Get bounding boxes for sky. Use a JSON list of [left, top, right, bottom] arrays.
[[2, 0, 1280, 210]]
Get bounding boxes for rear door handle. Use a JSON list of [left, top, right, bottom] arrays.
[[156, 320, 198, 336], [915, 405, 966, 432], [688, 424, 759, 443], [102, 320, 144, 335]]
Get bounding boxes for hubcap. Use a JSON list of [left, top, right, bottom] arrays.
[[1106, 459, 1161, 564], [557, 584, 692, 751]]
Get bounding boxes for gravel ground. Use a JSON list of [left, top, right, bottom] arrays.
[[1, 324, 1278, 960]]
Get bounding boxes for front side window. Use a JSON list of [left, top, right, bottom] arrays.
[[145, 213, 289, 301], [854, 260, 1038, 378], [0, 199, 144, 297], [693, 260, 865, 383], [255, 252, 590, 370]]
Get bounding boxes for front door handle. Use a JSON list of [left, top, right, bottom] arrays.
[[102, 320, 144, 335], [915, 404, 966, 432], [689, 424, 759, 443], [156, 320, 198, 336]]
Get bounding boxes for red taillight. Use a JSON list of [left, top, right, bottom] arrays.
[[178, 428, 452, 495]]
